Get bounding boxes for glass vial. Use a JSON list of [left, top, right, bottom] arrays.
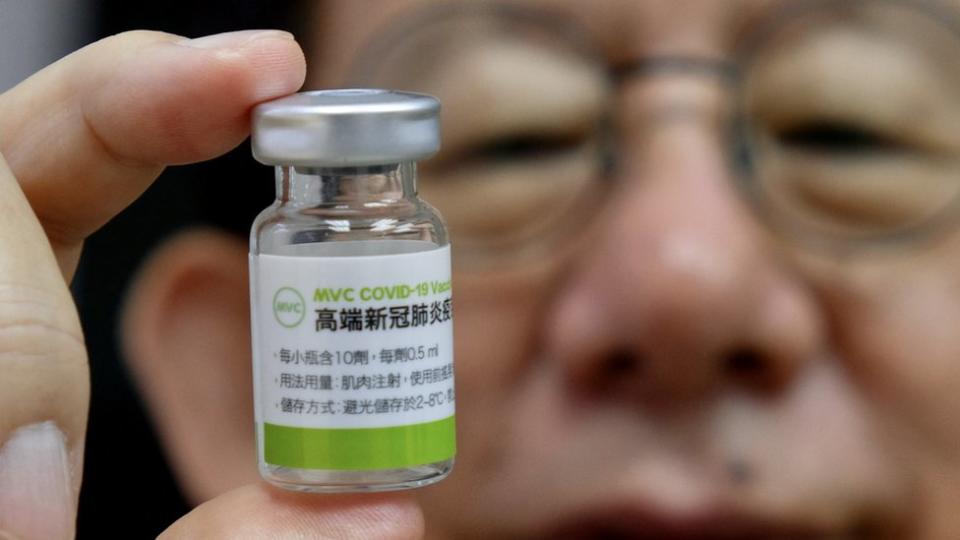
[[249, 89, 454, 492]]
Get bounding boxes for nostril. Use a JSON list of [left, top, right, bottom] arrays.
[[604, 348, 642, 378], [725, 348, 765, 376], [724, 347, 788, 394], [577, 348, 644, 396]]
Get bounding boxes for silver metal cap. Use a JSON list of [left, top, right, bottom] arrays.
[[252, 89, 441, 167]]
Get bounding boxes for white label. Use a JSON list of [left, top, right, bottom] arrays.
[[250, 244, 454, 429]]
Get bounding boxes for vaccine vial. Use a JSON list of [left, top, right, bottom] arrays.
[[248, 89, 455, 492]]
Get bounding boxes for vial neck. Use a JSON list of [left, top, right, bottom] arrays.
[[277, 162, 417, 206]]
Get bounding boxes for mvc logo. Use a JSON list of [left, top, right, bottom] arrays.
[[272, 287, 306, 328]]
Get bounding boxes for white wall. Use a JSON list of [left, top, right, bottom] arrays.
[[0, 0, 92, 92]]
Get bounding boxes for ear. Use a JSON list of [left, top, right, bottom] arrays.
[[121, 228, 258, 504]]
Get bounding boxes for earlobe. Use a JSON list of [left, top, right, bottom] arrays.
[[121, 228, 258, 504]]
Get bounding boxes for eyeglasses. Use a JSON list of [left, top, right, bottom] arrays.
[[344, 0, 960, 265], [734, 0, 960, 253]]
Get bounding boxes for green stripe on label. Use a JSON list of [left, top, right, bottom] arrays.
[[264, 416, 456, 470]]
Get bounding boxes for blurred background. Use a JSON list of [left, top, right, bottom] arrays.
[[0, 0, 90, 93]]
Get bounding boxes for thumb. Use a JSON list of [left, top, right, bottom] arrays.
[[159, 484, 424, 540]]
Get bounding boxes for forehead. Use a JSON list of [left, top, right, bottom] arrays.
[[310, 0, 775, 84], [309, 0, 960, 83]]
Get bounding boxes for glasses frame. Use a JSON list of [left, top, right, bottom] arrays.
[[731, 0, 960, 254]]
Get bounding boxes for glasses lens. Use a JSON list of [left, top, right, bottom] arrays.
[[347, 5, 613, 265], [737, 0, 960, 247]]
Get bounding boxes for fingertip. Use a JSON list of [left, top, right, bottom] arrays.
[[178, 30, 307, 102], [83, 29, 307, 166], [236, 31, 308, 102]]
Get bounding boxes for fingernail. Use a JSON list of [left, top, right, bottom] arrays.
[[183, 29, 294, 49], [0, 422, 74, 540]]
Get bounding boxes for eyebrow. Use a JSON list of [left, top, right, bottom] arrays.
[[349, 1, 749, 90]]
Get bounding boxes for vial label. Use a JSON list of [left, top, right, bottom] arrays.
[[250, 245, 455, 471]]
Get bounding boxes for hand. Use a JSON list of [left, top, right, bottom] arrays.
[[0, 29, 423, 539]]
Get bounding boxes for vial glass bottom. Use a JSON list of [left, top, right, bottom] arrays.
[[260, 458, 454, 493]]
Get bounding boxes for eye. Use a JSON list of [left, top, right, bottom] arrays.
[[466, 133, 585, 162], [776, 122, 905, 155]]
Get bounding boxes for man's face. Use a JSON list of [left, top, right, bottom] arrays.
[[308, 1, 960, 537], [124, 0, 960, 538]]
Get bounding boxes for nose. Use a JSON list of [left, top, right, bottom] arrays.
[[545, 80, 824, 405]]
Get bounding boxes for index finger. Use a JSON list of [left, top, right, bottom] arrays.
[[0, 29, 306, 278]]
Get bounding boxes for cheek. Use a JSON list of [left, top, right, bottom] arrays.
[[449, 234, 587, 399], [419, 258, 568, 527], [813, 239, 960, 459], [450, 263, 558, 428]]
